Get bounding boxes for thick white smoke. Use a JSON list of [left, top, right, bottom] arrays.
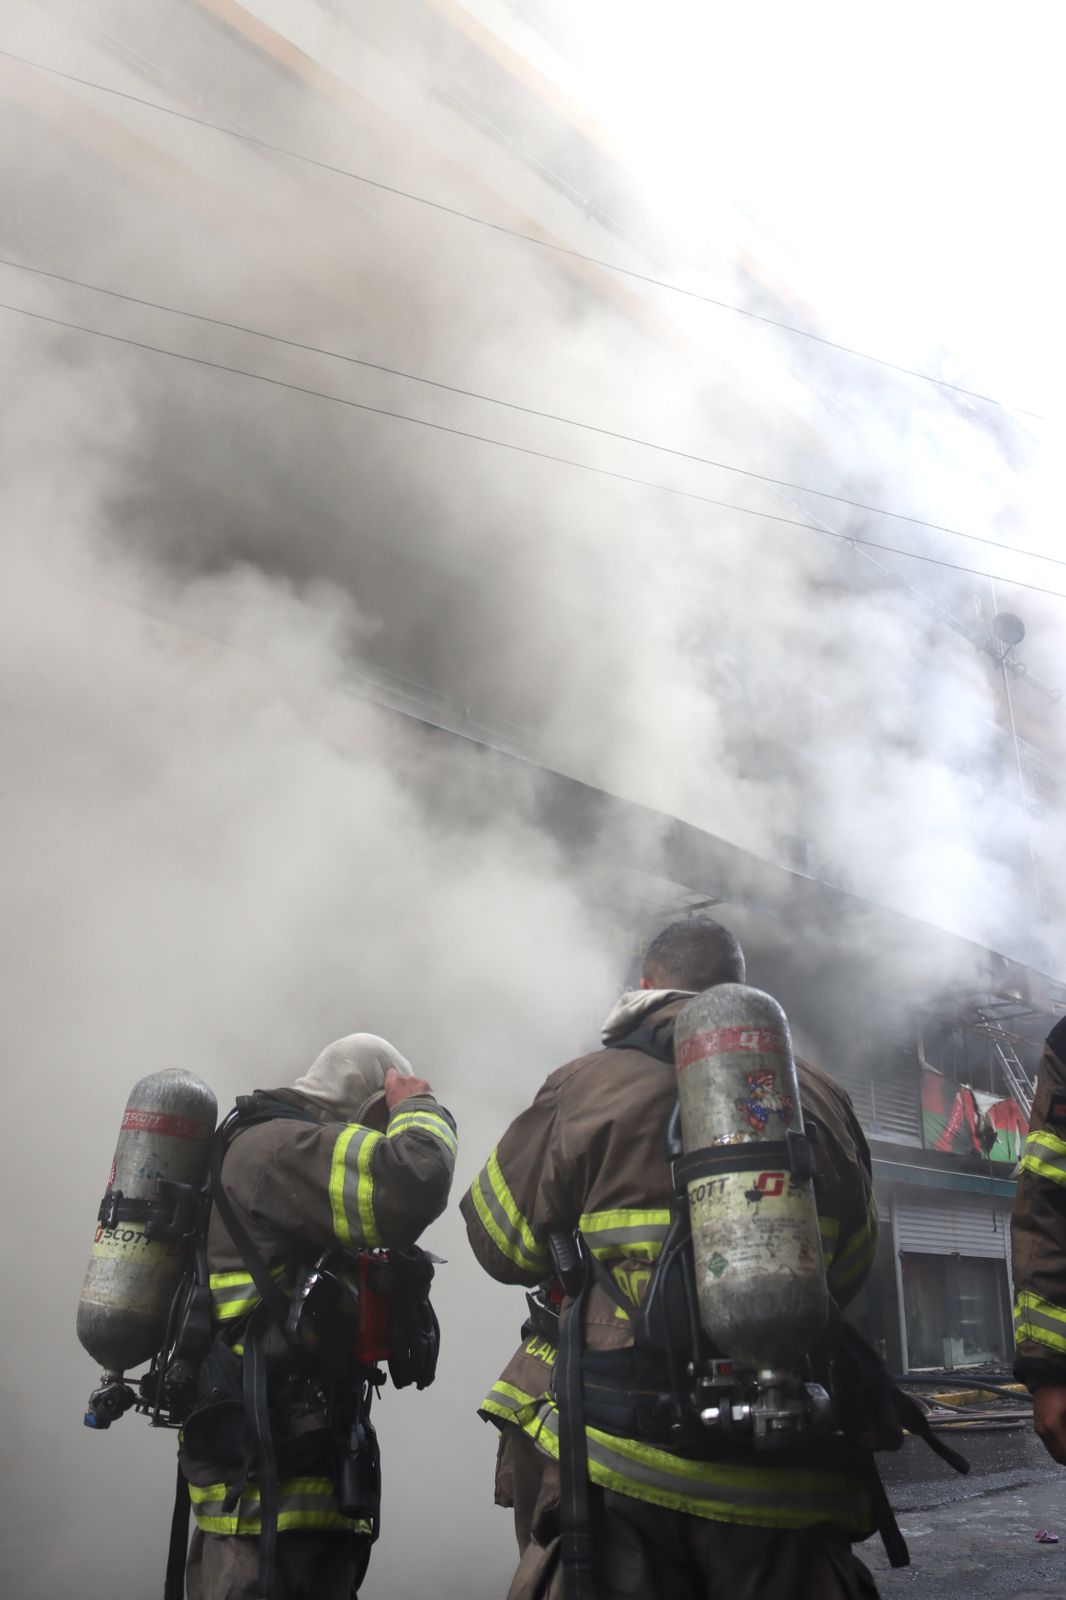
[[2, 2, 1064, 1597]]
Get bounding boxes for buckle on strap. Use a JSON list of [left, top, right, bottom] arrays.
[[97, 1182, 206, 1241]]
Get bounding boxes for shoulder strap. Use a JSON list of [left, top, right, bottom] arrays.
[[163, 1465, 192, 1600], [556, 1268, 594, 1600], [207, 1099, 320, 1337], [205, 1098, 324, 1600]]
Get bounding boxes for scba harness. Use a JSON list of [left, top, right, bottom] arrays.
[[531, 1027, 968, 1600], [105, 1093, 440, 1600]]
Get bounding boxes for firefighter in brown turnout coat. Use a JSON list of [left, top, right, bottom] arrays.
[[462, 919, 882, 1600], [180, 1033, 457, 1600], [1011, 1017, 1066, 1461]]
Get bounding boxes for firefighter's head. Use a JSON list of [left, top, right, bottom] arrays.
[[640, 917, 745, 993], [293, 1032, 414, 1126]]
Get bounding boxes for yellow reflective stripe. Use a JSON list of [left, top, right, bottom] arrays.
[[357, 1127, 380, 1247], [498, 1399, 871, 1532], [484, 1379, 544, 1420], [468, 1170, 539, 1273], [818, 1216, 839, 1248], [487, 1152, 544, 1262], [828, 1196, 879, 1295], [208, 1264, 287, 1322], [188, 1476, 362, 1506], [1020, 1155, 1066, 1185], [189, 1476, 369, 1536], [1020, 1131, 1066, 1186], [1025, 1128, 1066, 1158], [481, 1379, 551, 1433], [328, 1125, 382, 1249], [1015, 1290, 1066, 1354], [329, 1124, 360, 1248], [388, 1109, 458, 1157], [579, 1208, 671, 1261], [468, 1153, 548, 1274], [209, 1268, 266, 1287]]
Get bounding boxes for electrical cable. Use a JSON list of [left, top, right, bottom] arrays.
[[0, 43, 1043, 421], [5, 296, 1064, 603], [0, 253, 1058, 572]]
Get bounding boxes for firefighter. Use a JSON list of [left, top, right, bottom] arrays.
[[180, 1032, 457, 1600], [461, 918, 881, 1600], [1012, 1017, 1066, 1462]]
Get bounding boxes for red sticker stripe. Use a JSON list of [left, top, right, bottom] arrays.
[[121, 1108, 211, 1141], [676, 1027, 786, 1071]]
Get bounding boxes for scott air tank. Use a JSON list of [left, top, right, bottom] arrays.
[[673, 984, 827, 1370], [76, 1069, 217, 1376]]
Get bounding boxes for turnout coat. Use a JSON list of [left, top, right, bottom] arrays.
[[461, 989, 879, 1533], [180, 1086, 457, 1539], [1012, 1018, 1066, 1388]]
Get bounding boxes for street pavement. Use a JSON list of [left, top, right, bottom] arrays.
[[867, 1426, 1066, 1598]]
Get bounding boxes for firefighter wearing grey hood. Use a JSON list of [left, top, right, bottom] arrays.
[[181, 1033, 457, 1600]]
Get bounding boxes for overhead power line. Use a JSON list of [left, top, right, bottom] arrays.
[[0, 44, 1043, 421], [4, 297, 1064, 605], [1, 253, 1058, 574]]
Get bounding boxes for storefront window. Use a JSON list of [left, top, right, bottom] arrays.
[[900, 1252, 1009, 1369]]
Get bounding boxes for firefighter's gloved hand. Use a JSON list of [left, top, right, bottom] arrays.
[[386, 1248, 440, 1391], [1033, 1383, 1066, 1464], [385, 1066, 433, 1109]]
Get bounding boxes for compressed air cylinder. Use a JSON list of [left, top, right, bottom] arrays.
[[674, 984, 827, 1369], [76, 1069, 217, 1375]]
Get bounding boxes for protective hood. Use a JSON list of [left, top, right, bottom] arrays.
[[293, 1033, 413, 1123], [601, 989, 694, 1046]]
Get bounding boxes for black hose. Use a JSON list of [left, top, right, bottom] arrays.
[[895, 1374, 1032, 1403]]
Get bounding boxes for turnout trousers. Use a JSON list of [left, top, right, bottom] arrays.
[[185, 1528, 368, 1600], [498, 1427, 881, 1600]]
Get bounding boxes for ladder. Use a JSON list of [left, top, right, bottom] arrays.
[[976, 1021, 1037, 1121]]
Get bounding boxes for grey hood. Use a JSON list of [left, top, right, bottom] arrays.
[[293, 1033, 413, 1122], [601, 989, 695, 1046]]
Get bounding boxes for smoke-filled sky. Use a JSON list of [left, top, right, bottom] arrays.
[[2, 2, 1065, 1596]]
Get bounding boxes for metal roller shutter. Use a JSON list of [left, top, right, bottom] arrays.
[[832, 1031, 922, 1145], [894, 1193, 1011, 1259]]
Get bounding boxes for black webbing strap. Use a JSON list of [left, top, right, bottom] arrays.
[[555, 1241, 639, 1600], [891, 1387, 969, 1476], [245, 1308, 280, 1600], [556, 1269, 594, 1600], [207, 1110, 301, 1333], [203, 1104, 318, 1600], [163, 1464, 191, 1600], [857, 1448, 910, 1569]]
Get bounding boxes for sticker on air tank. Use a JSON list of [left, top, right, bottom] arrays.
[[675, 1026, 787, 1069], [91, 1223, 181, 1260], [687, 1169, 823, 1282], [121, 1107, 213, 1140], [91, 1223, 153, 1260], [739, 1069, 794, 1133]]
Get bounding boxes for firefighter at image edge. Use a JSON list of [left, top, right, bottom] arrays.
[[1011, 1016, 1066, 1462], [461, 918, 884, 1600], [181, 1033, 457, 1600]]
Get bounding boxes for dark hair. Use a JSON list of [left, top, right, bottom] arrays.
[[642, 917, 745, 992]]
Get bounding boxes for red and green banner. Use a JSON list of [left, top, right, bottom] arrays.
[[921, 1069, 1028, 1163]]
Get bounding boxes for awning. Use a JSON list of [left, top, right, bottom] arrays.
[[872, 1155, 1016, 1200]]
